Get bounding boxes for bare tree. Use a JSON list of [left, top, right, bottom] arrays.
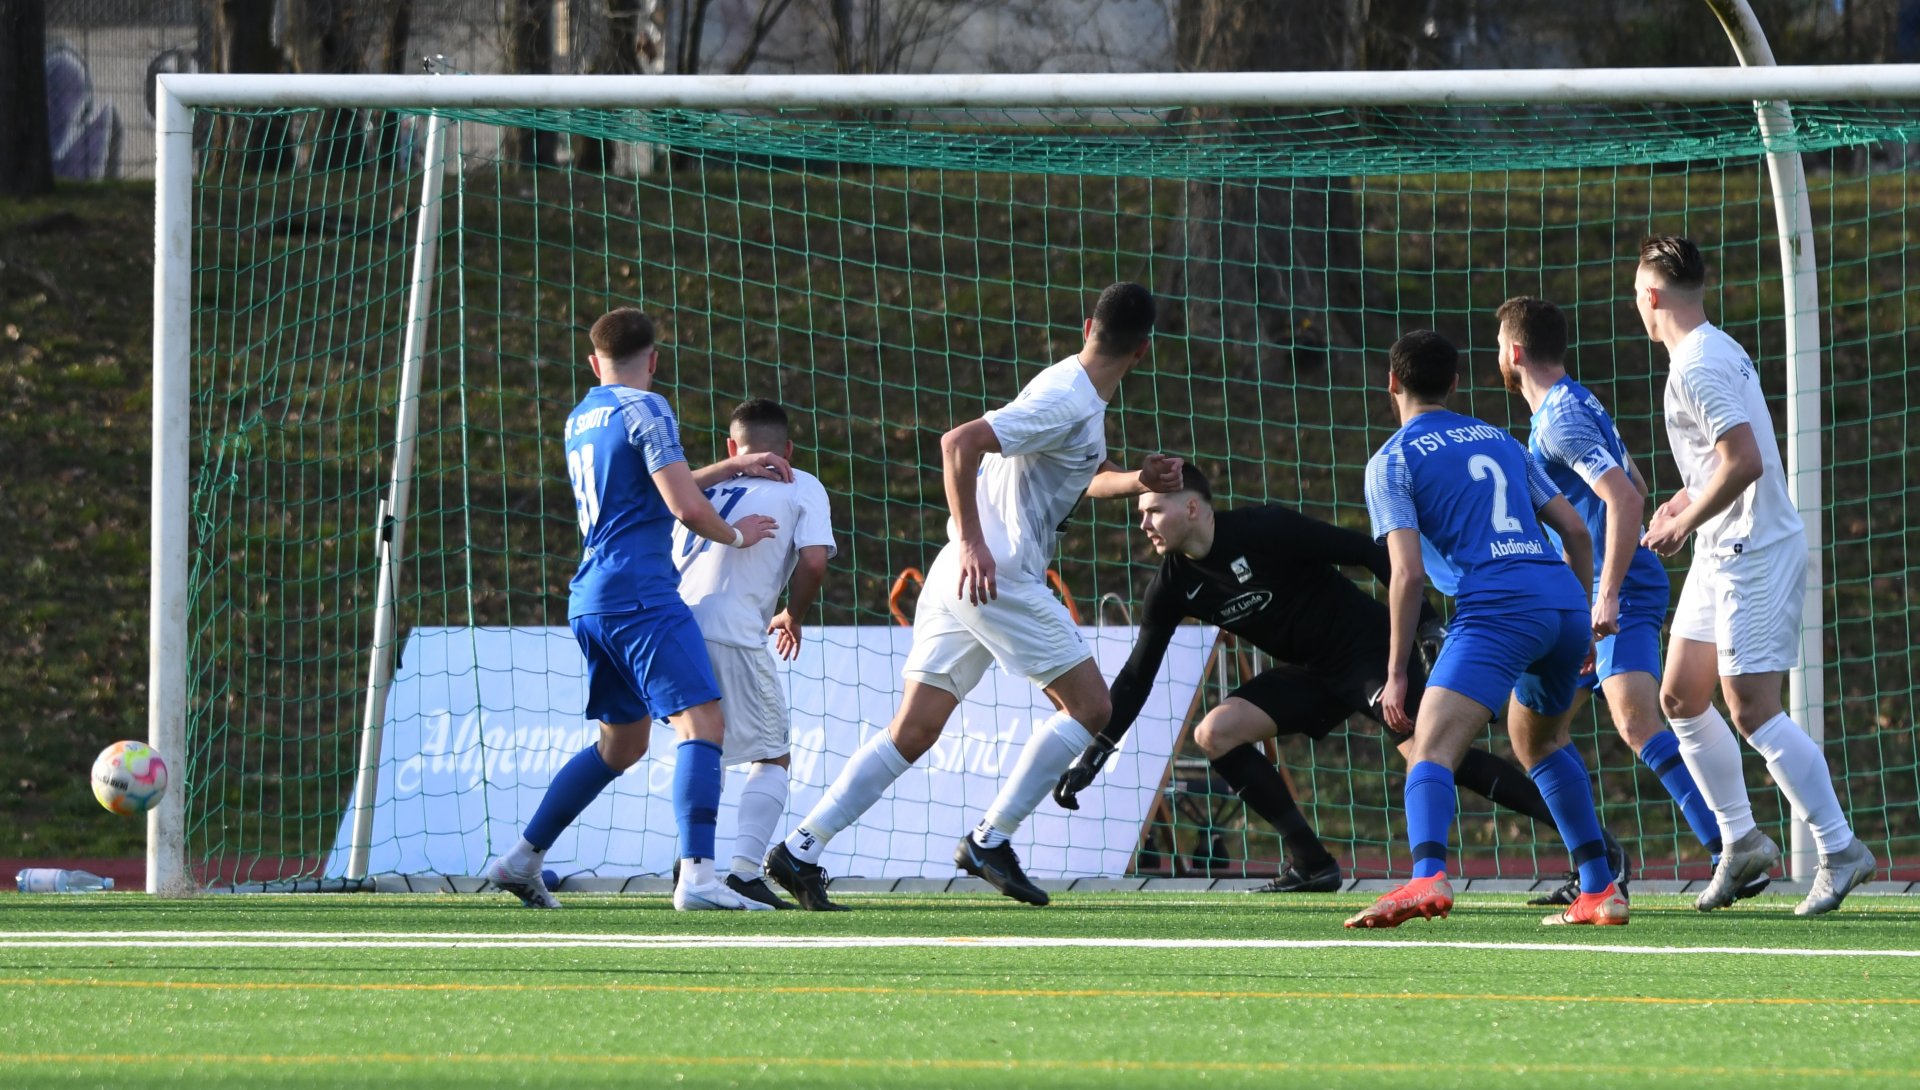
[[662, 0, 798, 74], [1156, 0, 1435, 377], [502, 0, 559, 167], [0, 0, 53, 197], [811, 0, 979, 75]]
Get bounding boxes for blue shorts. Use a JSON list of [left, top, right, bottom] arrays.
[[1577, 602, 1666, 693], [1430, 607, 1590, 718], [571, 603, 721, 724]]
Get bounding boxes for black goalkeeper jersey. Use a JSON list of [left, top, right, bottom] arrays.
[[1107, 504, 1430, 739]]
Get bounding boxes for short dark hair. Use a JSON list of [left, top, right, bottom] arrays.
[[1495, 296, 1568, 362], [1176, 462, 1213, 502], [729, 398, 791, 447], [1090, 281, 1155, 355], [1389, 329, 1458, 402], [590, 307, 656, 362], [1638, 236, 1707, 289]]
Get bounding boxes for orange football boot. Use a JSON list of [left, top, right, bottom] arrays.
[[1541, 882, 1630, 926], [1344, 873, 1454, 929]]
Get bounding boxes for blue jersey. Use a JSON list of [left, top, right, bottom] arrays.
[[1528, 377, 1670, 609], [1364, 409, 1585, 613], [563, 384, 688, 618]]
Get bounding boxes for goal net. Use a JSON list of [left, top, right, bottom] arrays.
[[156, 72, 1920, 892]]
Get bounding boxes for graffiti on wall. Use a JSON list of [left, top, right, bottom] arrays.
[[46, 42, 121, 180]]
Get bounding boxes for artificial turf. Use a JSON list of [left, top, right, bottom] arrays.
[[1, 891, 1917, 1088]]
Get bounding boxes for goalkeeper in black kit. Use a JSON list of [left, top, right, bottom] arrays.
[[1054, 464, 1624, 892]]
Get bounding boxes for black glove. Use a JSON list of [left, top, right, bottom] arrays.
[[1052, 736, 1116, 811], [1416, 615, 1448, 676]]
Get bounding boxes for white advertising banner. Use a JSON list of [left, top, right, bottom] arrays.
[[323, 624, 1214, 879]]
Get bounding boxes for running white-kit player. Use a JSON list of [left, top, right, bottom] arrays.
[[1634, 235, 1875, 915], [671, 398, 837, 910], [764, 281, 1185, 910]]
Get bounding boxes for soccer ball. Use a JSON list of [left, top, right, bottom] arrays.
[[91, 741, 169, 816]]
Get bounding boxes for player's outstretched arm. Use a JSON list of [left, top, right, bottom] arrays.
[[689, 450, 792, 488], [1380, 529, 1426, 734], [654, 461, 777, 548], [1586, 466, 1645, 636], [1085, 453, 1184, 498], [768, 544, 829, 660], [1054, 576, 1180, 810], [941, 418, 1001, 604], [1538, 495, 1594, 603]]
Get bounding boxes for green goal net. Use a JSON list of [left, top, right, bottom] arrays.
[[177, 87, 1919, 890]]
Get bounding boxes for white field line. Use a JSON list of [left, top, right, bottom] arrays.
[[0, 931, 1916, 958]]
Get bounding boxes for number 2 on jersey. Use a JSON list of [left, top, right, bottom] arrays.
[[1466, 453, 1524, 534], [567, 448, 600, 536]]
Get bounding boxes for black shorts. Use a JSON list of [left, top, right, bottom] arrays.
[[1228, 654, 1429, 741]]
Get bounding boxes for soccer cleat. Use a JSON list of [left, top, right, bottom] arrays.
[[674, 878, 773, 911], [954, 835, 1050, 906], [1541, 882, 1630, 926], [764, 843, 851, 912], [1793, 839, 1877, 917], [484, 857, 561, 910], [1343, 873, 1453, 929], [1527, 829, 1631, 906], [1695, 827, 1780, 912], [1707, 853, 1773, 901], [727, 873, 796, 910], [1251, 858, 1343, 894]]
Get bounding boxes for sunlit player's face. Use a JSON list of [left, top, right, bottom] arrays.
[[1138, 491, 1197, 555], [1632, 266, 1660, 340], [1496, 327, 1522, 394]]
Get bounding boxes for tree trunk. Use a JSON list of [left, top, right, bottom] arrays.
[[371, 2, 413, 167], [0, 0, 55, 196], [1159, 0, 1373, 379], [577, 0, 645, 172], [282, 0, 368, 172], [208, 0, 294, 173], [502, 0, 557, 168]]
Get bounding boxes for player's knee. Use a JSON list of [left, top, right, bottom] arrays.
[[1193, 709, 1247, 758], [1073, 693, 1112, 736], [1613, 709, 1663, 750], [597, 724, 649, 771], [1659, 685, 1706, 721]]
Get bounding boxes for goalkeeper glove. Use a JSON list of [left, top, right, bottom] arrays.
[[1051, 736, 1116, 811], [1416, 615, 1448, 676]]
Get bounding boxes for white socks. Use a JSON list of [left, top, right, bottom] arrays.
[[784, 732, 912, 863], [501, 837, 546, 875], [730, 762, 790, 880], [1746, 713, 1855, 855], [681, 857, 715, 887], [977, 712, 1096, 840], [1669, 706, 1758, 844]]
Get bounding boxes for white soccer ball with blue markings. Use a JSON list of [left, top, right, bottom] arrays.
[[91, 741, 169, 816]]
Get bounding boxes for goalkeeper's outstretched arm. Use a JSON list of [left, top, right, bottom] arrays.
[[1053, 574, 1181, 809]]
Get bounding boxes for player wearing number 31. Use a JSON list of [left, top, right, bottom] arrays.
[[1352, 330, 1627, 928], [486, 307, 790, 913]]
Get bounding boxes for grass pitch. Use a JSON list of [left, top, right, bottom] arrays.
[[2, 891, 1917, 1088]]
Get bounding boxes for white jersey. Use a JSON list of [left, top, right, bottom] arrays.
[[1662, 322, 1804, 557], [957, 356, 1108, 583], [673, 469, 837, 648]]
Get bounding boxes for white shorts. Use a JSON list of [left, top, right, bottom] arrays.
[[1671, 538, 1807, 676], [901, 543, 1090, 698], [706, 640, 790, 766]]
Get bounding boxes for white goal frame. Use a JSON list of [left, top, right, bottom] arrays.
[[149, 62, 1920, 895]]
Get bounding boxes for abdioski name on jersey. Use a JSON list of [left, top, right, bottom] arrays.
[[1489, 538, 1545, 558]]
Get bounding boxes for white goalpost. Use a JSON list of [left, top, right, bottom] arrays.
[[149, 62, 1920, 896]]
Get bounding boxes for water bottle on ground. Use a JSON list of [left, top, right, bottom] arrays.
[[15, 868, 115, 893]]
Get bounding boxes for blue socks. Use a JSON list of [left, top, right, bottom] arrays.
[[674, 739, 723, 861], [523, 743, 621, 851], [1638, 729, 1723, 855], [1528, 745, 1613, 895], [1405, 761, 1456, 879]]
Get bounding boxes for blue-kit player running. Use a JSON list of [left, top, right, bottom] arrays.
[[485, 307, 786, 912], [1494, 296, 1749, 905], [1350, 329, 1627, 929]]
